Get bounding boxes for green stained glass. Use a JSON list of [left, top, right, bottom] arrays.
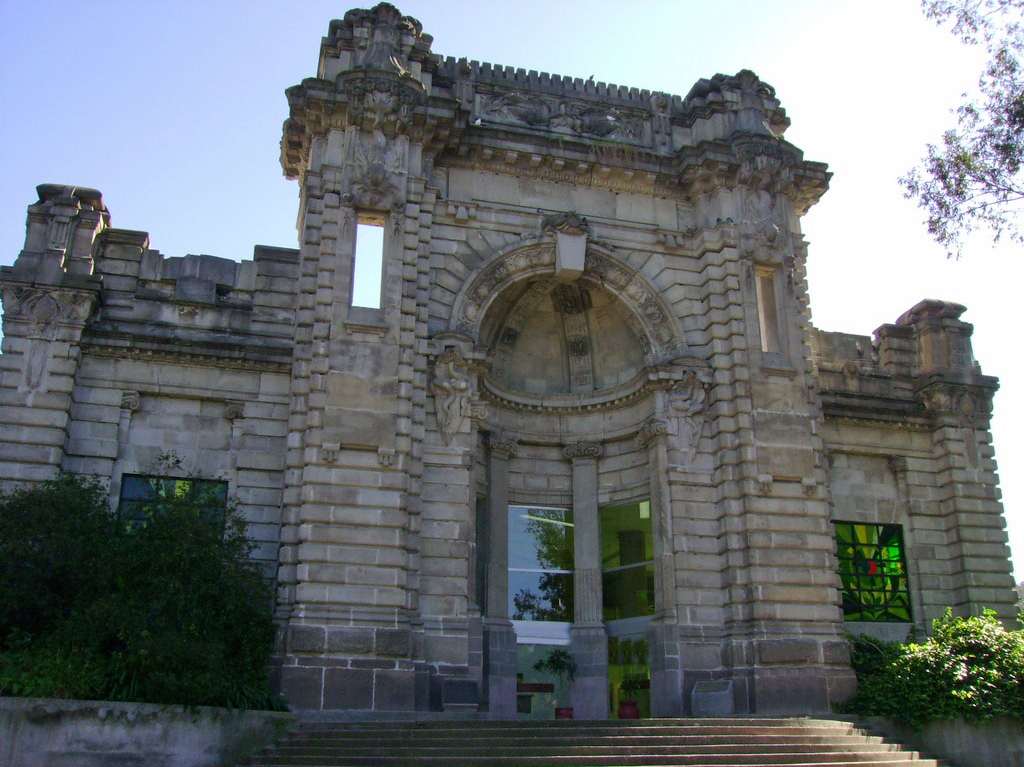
[[833, 522, 911, 623]]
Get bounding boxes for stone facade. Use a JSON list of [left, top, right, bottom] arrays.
[[0, 3, 1016, 717]]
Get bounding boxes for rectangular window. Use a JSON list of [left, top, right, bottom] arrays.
[[119, 475, 228, 528], [600, 500, 655, 621], [352, 214, 384, 309], [755, 267, 781, 353], [508, 505, 574, 623], [834, 522, 911, 622]]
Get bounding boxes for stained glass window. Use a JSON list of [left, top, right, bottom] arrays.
[[834, 522, 911, 622]]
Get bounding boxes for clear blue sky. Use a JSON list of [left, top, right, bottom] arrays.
[[2, 1, 1021, 580]]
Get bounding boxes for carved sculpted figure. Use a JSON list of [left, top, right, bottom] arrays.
[[668, 371, 708, 464], [431, 349, 472, 444]]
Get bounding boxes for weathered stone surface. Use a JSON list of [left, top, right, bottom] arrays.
[[0, 1, 1014, 720]]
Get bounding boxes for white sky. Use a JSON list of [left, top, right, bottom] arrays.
[[1, 1, 1020, 580]]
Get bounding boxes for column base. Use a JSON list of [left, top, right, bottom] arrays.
[[483, 619, 517, 719], [570, 624, 608, 720]]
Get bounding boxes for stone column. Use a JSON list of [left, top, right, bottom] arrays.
[[483, 434, 518, 719], [564, 441, 607, 720], [637, 417, 684, 716]]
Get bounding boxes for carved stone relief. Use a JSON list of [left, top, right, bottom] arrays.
[[477, 91, 646, 143], [430, 348, 474, 444], [666, 371, 708, 465]]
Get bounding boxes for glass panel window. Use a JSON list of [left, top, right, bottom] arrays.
[[119, 475, 228, 528], [508, 505, 574, 622], [834, 522, 912, 622], [600, 500, 655, 621]]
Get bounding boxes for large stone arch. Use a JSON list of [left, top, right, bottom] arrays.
[[448, 238, 687, 361]]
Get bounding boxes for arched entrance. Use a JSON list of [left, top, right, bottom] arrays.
[[444, 237, 707, 719]]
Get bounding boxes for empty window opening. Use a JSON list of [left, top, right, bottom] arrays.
[[352, 215, 384, 309], [755, 268, 781, 353]]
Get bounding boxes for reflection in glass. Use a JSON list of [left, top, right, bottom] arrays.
[[508, 506, 574, 623], [600, 500, 654, 621], [608, 635, 650, 719]]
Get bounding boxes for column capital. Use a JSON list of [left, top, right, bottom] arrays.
[[636, 417, 670, 448], [562, 441, 602, 460], [488, 433, 519, 459]]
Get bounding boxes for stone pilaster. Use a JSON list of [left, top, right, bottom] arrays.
[[483, 434, 517, 718], [564, 440, 607, 720], [636, 418, 683, 716]]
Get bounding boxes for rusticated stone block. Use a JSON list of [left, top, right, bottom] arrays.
[[756, 638, 820, 665], [376, 628, 411, 657], [374, 669, 415, 711], [691, 679, 734, 716], [280, 666, 323, 710], [287, 625, 325, 654], [823, 640, 851, 666], [327, 627, 373, 655], [324, 668, 372, 709]]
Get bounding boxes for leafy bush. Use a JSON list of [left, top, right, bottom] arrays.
[[0, 474, 283, 709], [843, 610, 1024, 726]]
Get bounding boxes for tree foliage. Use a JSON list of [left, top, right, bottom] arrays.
[[843, 610, 1024, 726], [0, 474, 283, 709], [902, 0, 1024, 256]]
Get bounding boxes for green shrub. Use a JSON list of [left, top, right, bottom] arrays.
[[843, 610, 1024, 727], [0, 474, 284, 710]]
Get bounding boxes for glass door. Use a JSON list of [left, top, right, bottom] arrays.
[[601, 500, 654, 718]]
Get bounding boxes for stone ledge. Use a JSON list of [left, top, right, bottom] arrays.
[[0, 697, 292, 767]]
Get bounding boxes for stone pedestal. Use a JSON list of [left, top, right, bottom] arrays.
[[483, 619, 517, 719]]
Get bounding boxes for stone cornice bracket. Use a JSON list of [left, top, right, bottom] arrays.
[[487, 432, 519, 459], [224, 400, 245, 421], [562, 441, 602, 460], [635, 417, 670, 449], [120, 390, 140, 413]]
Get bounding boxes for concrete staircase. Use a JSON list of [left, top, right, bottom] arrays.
[[240, 717, 941, 766]]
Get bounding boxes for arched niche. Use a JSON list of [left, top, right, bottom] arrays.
[[449, 240, 687, 363]]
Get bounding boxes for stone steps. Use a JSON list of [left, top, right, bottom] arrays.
[[240, 717, 940, 767]]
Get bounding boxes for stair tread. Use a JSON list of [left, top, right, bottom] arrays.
[[239, 717, 936, 767]]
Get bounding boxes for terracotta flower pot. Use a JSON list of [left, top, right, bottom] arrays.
[[617, 700, 640, 719]]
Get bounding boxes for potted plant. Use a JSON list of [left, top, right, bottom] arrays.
[[533, 648, 577, 719], [617, 673, 647, 719]]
